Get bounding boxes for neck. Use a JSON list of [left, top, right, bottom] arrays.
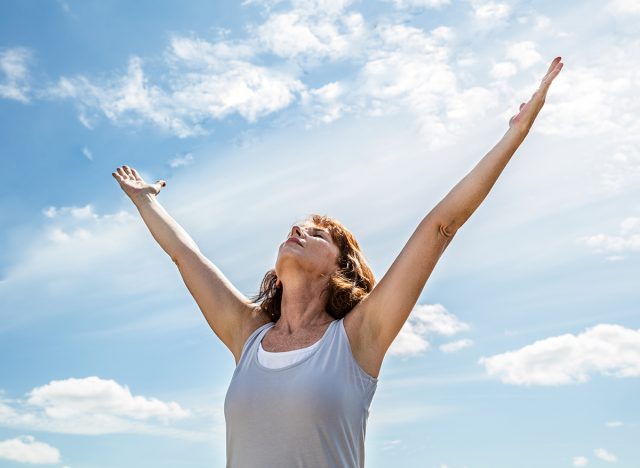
[[277, 276, 334, 333]]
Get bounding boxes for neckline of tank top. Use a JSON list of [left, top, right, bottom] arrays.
[[259, 336, 321, 355], [254, 319, 339, 372]]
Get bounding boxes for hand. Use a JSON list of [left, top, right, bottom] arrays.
[[112, 165, 166, 200], [509, 56, 564, 132]]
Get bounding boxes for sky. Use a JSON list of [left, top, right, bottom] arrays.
[[0, 0, 639, 467]]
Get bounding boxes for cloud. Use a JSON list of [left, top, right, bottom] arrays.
[[44, 51, 304, 138], [249, 7, 367, 64], [505, 41, 542, 69], [81, 146, 93, 161], [605, 0, 640, 15], [439, 338, 474, 353], [469, 0, 512, 30], [490, 61, 517, 80], [0, 202, 185, 331], [594, 448, 617, 463], [0, 47, 33, 103], [573, 456, 588, 466], [391, 0, 450, 8], [0, 376, 207, 441], [0, 435, 61, 465], [168, 152, 194, 168], [388, 304, 471, 357], [576, 215, 640, 259], [478, 324, 640, 386], [381, 439, 402, 450], [605, 420, 623, 428]]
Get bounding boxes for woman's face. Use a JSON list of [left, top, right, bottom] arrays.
[[276, 221, 341, 283]]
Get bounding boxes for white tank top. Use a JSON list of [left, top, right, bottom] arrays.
[[258, 335, 322, 368]]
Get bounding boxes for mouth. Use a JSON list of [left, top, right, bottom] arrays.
[[286, 238, 303, 247]]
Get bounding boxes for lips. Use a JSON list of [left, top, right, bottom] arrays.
[[286, 238, 303, 247]]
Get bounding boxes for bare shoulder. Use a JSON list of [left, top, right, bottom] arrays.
[[230, 305, 272, 365], [343, 300, 385, 380]]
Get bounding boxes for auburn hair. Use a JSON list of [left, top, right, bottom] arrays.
[[248, 214, 376, 322]]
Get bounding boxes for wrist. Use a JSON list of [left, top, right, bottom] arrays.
[[131, 190, 156, 206]]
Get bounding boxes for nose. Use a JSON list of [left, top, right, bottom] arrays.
[[289, 224, 303, 239]]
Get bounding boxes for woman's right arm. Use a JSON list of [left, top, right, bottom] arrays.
[[113, 165, 256, 360]]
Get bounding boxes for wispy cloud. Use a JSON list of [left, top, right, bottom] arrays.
[[0, 47, 33, 103], [168, 152, 194, 168], [478, 324, 640, 385], [439, 338, 474, 353], [44, 51, 304, 138], [81, 146, 93, 161]]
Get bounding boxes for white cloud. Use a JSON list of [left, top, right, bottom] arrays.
[[0, 377, 205, 441], [440, 338, 474, 353], [594, 448, 617, 463], [605, 420, 623, 428], [490, 61, 517, 80], [45, 50, 305, 138], [168, 152, 194, 168], [0, 435, 61, 465], [81, 146, 93, 161], [381, 439, 402, 450], [573, 455, 589, 466], [606, 0, 640, 15], [478, 324, 640, 386], [505, 41, 542, 69], [0, 47, 33, 103], [299, 81, 349, 125], [391, 0, 451, 9], [389, 304, 471, 357], [469, 0, 512, 29], [577, 215, 640, 257], [250, 9, 367, 64]]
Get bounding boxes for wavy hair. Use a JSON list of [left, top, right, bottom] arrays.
[[248, 214, 376, 322]]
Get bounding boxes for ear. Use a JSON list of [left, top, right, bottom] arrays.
[[275, 277, 282, 288]]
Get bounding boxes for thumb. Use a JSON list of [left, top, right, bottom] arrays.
[[154, 180, 167, 190]]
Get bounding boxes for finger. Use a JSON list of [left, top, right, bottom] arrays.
[[155, 179, 167, 189], [112, 171, 124, 183], [116, 166, 128, 178], [130, 167, 142, 181], [545, 56, 562, 77], [541, 62, 563, 90], [123, 165, 134, 178], [519, 102, 525, 111]]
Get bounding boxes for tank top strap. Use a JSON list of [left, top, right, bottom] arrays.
[[239, 321, 274, 364]]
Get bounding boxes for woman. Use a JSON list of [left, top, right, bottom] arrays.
[[112, 56, 563, 467]]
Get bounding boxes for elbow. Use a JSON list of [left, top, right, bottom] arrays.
[[439, 222, 457, 239]]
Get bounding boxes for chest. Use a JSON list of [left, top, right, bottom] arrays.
[[260, 328, 327, 352]]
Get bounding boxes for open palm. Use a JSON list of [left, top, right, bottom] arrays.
[[509, 56, 564, 131], [112, 165, 166, 200]]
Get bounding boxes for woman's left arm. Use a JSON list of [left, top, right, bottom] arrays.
[[431, 56, 564, 234], [351, 57, 564, 362]]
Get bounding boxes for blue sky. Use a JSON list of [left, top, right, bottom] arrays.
[[1, 0, 639, 466]]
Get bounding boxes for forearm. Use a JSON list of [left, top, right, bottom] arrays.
[[131, 192, 200, 262], [430, 126, 529, 233]]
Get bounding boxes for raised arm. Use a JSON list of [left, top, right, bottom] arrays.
[[112, 165, 256, 362], [350, 57, 564, 368], [431, 56, 564, 233]]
